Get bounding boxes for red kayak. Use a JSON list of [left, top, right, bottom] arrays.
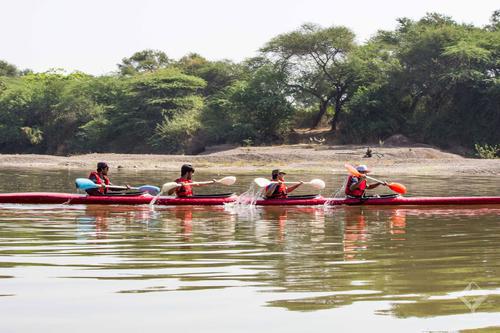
[[0, 192, 500, 206]]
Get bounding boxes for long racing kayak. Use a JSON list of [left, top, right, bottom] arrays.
[[1, 192, 500, 206]]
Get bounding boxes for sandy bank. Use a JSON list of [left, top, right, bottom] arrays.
[[1, 144, 499, 176]]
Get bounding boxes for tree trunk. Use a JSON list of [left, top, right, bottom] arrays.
[[310, 100, 329, 129], [330, 100, 342, 131]]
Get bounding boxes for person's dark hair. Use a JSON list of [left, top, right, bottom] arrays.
[[271, 169, 284, 180], [181, 164, 194, 176], [97, 162, 108, 172]]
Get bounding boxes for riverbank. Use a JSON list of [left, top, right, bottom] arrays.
[[1, 144, 499, 175]]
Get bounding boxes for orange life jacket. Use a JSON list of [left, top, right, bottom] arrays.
[[345, 175, 366, 197], [88, 171, 110, 194], [266, 180, 287, 199], [175, 177, 193, 197]]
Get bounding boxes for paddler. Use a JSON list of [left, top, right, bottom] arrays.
[[345, 164, 386, 198], [87, 162, 129, 195], [167, 164, 216, 197], [265, 169, 303, 199]]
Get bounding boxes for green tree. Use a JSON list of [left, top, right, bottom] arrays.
[[202, 65, 294, 144], [0, 60, 18, 77], [118, 49, 171, 76], [107, 68, 206, 152], [0, 71, 104, 154], [342, 12, 500, 148], [177, 53, 242, 96], [261, 23, 358, 130]]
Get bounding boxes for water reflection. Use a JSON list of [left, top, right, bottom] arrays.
[[1, 202, 500, 331]]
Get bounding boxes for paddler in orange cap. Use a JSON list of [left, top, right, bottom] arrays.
[[345, 165, 386, 198]]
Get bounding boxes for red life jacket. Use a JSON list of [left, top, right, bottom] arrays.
[[345, 175, 366, 197], [175, 177, 193, 197], [266, 180, 287, 199], [88, 171, 110, 194]]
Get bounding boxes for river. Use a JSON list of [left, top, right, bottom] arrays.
[[0, 169, 499, 332]]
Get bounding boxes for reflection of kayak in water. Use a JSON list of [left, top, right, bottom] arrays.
[[1, 192, 500, 206]]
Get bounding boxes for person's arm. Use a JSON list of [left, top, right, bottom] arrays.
[[265, 183, 278, 197], [168, 179, 182, 195], [287, 181, 303, 193], [89, 174, 107, 190], [349, 176, 362, 191], [367, 180, 387, 190]]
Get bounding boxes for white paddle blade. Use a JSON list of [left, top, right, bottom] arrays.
[[309, 179, 326, 190], [254, 177, 271, 188], [218, 176, 236, 186], [161, 182, 180, 193]]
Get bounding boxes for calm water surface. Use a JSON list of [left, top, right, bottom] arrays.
[[0, 169, 499, 332]]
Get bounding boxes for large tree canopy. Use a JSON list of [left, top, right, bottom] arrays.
[[261, 23, 358, 130], [1, 10, 499, 155], [118, 49, 171, 76], [0, 60, 19, 77]]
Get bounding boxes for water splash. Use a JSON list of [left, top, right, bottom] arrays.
[[224, 183, 263, 220], [323, 176, 348, 209]]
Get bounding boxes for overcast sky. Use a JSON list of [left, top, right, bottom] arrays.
[[1, 0, 498, 75]]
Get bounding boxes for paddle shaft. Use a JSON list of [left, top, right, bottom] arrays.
[[364, 175, 386, 185], [177, 180, 216, 187], [266, 181, 306, 185]]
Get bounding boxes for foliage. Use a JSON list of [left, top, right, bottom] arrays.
[[341, 12, 500, 148], [261, 23, 359, 130], [0, 60, 18, 77], [201, 65, 295, 144], [1, 10, 500, 154], [118, 49, 171, 76], [475, 144, 500, 159], [107, 68, 206, 152]]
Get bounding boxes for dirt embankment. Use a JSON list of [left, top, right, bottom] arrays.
[[1, 144, 499, 176]]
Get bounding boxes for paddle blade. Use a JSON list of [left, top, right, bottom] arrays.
[[75, 178, 98, 190], [218, 176, 237, 186], [138, 185, 160, 196], [254, 177, 271, 188], [388, 182, 407, 195], [344, 163, 361, 177], [161, 182, 180, 193], [309, 179, 326, 190]]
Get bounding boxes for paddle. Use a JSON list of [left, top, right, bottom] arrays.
[[160, 176, 237, 193], [75, 178, 160, 195], [344, 164, 407, 194], [254, 177, 326, 190], [149, 176, 237, 206]]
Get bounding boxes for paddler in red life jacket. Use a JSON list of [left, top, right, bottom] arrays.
[[345, 164, 385, 198], [167, 164, 216, 197], [265, 169, 303, 199], [87, 162, 112, 195], [87, 162, 130, 196]]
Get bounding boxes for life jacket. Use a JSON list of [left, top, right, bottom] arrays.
[[88, 171, 110, 194], [175, 177, 193, 197], [266, 180, 287, 199], [345, 175, 366, 197]]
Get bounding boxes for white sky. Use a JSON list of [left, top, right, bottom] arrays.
[[1, 0, 498, 75]]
